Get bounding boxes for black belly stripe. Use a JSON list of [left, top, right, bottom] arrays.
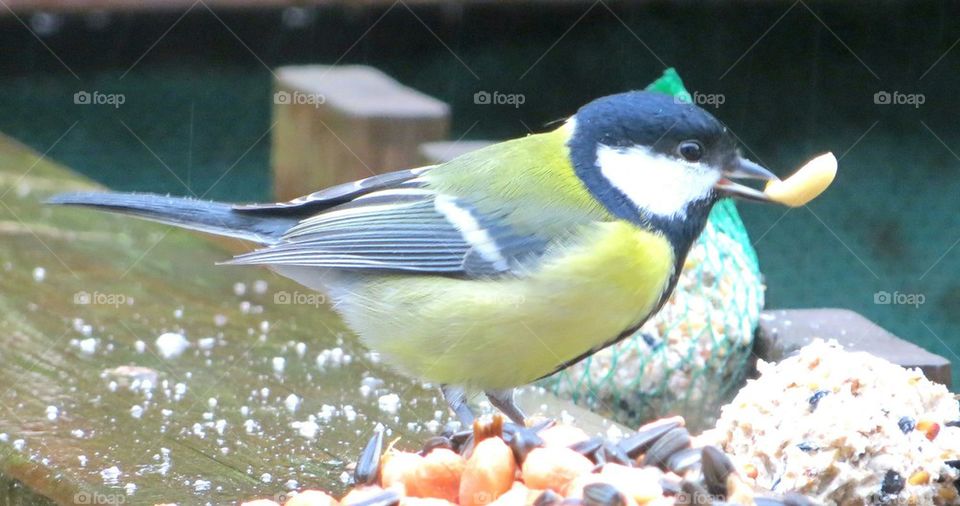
[[534, 254, 685, 382], [533, 203, 711, 382]]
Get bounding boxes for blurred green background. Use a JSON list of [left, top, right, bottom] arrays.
[[1, 1, 958, 386]]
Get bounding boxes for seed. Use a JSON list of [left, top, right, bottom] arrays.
[[898, 417, 916, 434], [666, 447, 701, 474], [581, 483, 627, 506], [908, 470, 930, 486], [414, 449, 465, 502], [658, 476, 681, 496], [507, 427, 545, 464], [458, 437, 516, 506], [538, 424, 590, 448], [677, 481, 711, 506], [618, 418, 683, 459], [342, 487, 400, 506], [421, 436, 453, 455], [487, 483, 528, 506], [381, 451, 425, 496], [355, 430, 384, 485], [448, 430, 473, 454], [522, 447, 594, 493], [472, 414, 504, 443], [533, 490, 564, 506], [917, 420, 940, 441], [726, 474, 754, 505], [566, 464, 662, 504], [596, 441, 631, 467], [939, 485, 958, 501], [285, 490, 339, 506], [881, 470, 905, 495], [701, 446, 735, 497], [807, 390, 829, 411], [641, 427, 691, 469], [569, 437, 604, 462]]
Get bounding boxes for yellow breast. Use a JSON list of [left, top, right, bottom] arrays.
[[334, 220, 675, 389]]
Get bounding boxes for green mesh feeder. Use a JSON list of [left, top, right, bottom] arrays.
[[543, 69, 765, 431]]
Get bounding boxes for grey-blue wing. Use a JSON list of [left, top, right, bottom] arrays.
[[231, 167, 430, 216], [226, 189, 549, 277]]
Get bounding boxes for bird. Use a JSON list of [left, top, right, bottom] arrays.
[[49, 90, 779, 426]]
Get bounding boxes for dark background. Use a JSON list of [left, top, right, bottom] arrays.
[[1, 1, 959, 385]]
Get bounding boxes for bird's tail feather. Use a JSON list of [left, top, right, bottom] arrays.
[[47, 192, 298, 244]]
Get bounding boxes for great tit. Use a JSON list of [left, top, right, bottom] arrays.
[[49, 90, 779, 425]]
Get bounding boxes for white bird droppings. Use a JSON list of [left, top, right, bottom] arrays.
[[155, 332, 189, 359], [100, 466, 121, 485], [293, 420, 319, 439], [78, 338, 98, 355], [284, 394, 300, 412], [378, 394, 401, 414]]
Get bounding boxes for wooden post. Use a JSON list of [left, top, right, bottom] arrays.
[[272, 65, 450, 201]]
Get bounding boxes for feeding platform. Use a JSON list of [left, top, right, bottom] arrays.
[[0, 134, 617, 504]]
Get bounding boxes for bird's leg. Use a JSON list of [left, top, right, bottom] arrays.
[[441, 384, 476, 427], [485, 388, 526, 425]]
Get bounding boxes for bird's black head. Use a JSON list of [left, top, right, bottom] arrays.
[[567, 91, 775, 251]]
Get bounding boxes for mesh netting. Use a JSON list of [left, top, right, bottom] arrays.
[[543, 70, 765, 431]]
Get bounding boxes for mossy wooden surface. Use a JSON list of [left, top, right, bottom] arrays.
[[0, 133, 619, 505]]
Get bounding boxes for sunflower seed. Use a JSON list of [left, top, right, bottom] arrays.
[[354, 429, 384, 485], [641, 427, 691, 468]]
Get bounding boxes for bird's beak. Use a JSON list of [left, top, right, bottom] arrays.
[[715, 156, 778, 202]]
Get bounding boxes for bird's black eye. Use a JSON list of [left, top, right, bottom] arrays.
[[677, 141, 703, 162]]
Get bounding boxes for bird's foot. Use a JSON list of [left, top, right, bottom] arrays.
[[440, 384, 476, 427], [485, 388, 526, 426]]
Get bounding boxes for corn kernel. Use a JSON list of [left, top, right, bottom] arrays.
[[908, 470, 930, 486], [916, 420, 940, 441]]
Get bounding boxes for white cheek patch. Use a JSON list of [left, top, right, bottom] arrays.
[[595, 144, 719, 219]]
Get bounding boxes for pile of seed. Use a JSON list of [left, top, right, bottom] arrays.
[[702, 339, 960, 505], [242, 415, 815, 506]]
